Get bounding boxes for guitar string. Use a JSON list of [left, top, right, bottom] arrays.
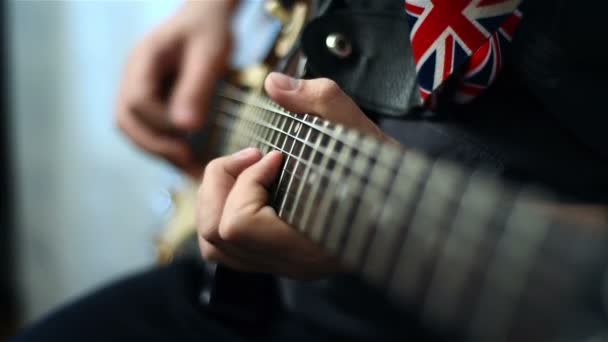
[[212, 102, 398, 191], [216, 85, 400, 167], [207, 86, 588, 332], [208, 115, 575, 294]]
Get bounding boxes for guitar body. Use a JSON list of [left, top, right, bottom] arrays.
[[157, 1, 608, 341]]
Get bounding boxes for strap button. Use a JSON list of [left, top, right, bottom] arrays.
[[326, 33, 352, 58]]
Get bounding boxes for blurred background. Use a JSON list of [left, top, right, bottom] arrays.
[[1, 0, 278, 338]]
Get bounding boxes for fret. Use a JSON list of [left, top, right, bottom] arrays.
[[239, 97, 256, 149], [276, 115, 305, 216], [233, 97, 249, 149], [274, 115, 288, 152], [203, 86, 608, 342], [250, 100, 265, 150], [469, 190, 551, 340], [279, 114, 312, 220], [298, 121, 333, 234], [228, 101, 246, 152], [267, 107, 281, 152], [339, 136, 383, 266], [421, 173, 502, 330], [253, 101, 269, 153], [323, 130, 361, 252], [264, 101, 280, 151], [360, 146, 422, 285], [272, 115, 297, 206], [246, 102, 260, 149], [388, 159, 466, 304], [261, 106, 276, 154], [308, 126, 345, 240], [287, 116, 322, 228]]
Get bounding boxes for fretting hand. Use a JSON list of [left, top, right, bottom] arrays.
[[197, 73, 396, 278]]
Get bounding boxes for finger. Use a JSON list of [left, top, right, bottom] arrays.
[[197, 148, 262, 244], [169, 33, 230, 130], [221, 151, 284, 223], [198, 238, 266, 273], [120, 32, 181, 134], [116, 109, 191, 166], [219, 150, 287, 243], [264, 73, 382, 135]]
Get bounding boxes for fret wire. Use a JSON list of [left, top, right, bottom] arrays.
[[217, 87, 395, 167], [213, 107, 491, 232], [212, 110, 490, 212], [246, 93, 262, 150], [272, 112, 296, 205], [274, 160, 584, 341], [421, 172, 502, 328], [352, 147, 403, 269], [283, 118, 314, 221], [210, 115, 583, 279], [260, 98, 275, 153], [237, 93, 254, 150], [278, 114, 309, 217], [323, 131, 362, 251], [309, 127, 345, 241], [211, 116, 368, 202], [301, 121, 337, 235], [287, 116, 322, 225], [388, 160, 467, 303], [261, 100, 274, 154], [253, 100, 267, 151], [233, 94, 250, 151], [469, 189, 552, 340], [210, 90, 604, 340], [213, 101, 395, 192], [340, 140, 384, 266], [275, 114, 302, 212], [360, 151, 432, 286]]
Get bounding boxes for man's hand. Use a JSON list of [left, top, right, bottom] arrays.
[[264, 72, 392, 141], [115, 1, 237, 177], [198, 148, 343, 279], [197, 73, 394, 278]]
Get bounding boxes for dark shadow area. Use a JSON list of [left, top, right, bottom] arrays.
[[1, 0, 18, 338]]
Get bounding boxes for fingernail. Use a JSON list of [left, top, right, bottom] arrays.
[[269, 72, 300, 91], [232, 147, 259, 160]]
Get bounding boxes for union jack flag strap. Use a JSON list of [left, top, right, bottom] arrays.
[[405, 0, 523, 104]]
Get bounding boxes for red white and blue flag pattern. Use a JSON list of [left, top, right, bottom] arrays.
[[404, 0, 523, 103]]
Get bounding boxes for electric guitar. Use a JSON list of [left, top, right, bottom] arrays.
[[156, 1, 608, 341]]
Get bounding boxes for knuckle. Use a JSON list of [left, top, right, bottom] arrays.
[[203, 159, 222, 178], [314, 78, 342, 104], [218, 214, 246, 242], [199, 241, 221, 262], [198, 220, 219, 243]]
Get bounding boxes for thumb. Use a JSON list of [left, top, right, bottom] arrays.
[[264, 72, 376, 134]]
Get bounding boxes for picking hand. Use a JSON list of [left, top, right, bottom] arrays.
[[115, 1, 237, 177]]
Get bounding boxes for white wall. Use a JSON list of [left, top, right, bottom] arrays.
[[10, 0, 182, 322], [9, 0, 279, 323]]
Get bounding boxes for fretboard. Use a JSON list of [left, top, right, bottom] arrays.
[[194, 84, 608, 341]]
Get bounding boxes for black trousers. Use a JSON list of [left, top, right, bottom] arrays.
[[13, 259, 420, 342]]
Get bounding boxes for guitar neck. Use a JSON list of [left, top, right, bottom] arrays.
[[197, 84, 608, 341]]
